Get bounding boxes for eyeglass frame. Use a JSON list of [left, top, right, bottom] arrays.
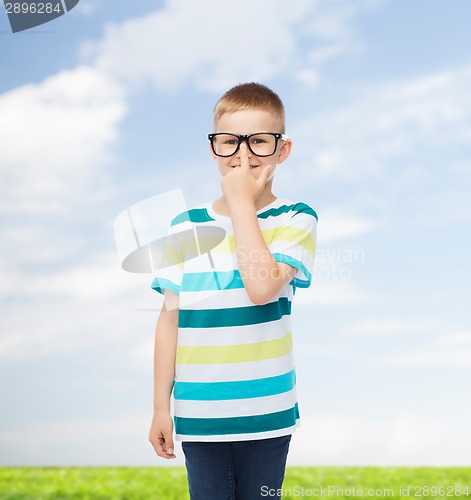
[[208, 132, 289, 158]]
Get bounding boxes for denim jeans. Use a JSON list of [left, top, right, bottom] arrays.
[[181, 434, 291, 500]]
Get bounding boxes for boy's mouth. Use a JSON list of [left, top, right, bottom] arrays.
[[232, 166, 259, 169]]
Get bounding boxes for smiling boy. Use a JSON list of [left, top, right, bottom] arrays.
[[149, 82, 318, 500]]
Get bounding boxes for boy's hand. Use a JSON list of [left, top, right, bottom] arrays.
[[149, 411, 176, 459], [221, 145, 273, 209]]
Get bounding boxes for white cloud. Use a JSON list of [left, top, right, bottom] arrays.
[[0, 274, 160, 362], [25, 251, 136, 301], [372, 330, 471, 368], [292, 214, 373, 306], [80, 0, 382, 92], [294, 280, 371, 306], [308, 43, 356, 64], [435, 331, 471, 348], [379, 348, 471, 368], [293, 65, 471, 182], [453, 160, 471, 173], [289, 413, 471, 465], [318, 211, 376, 242], [75, 1, 98, 16], [0, 65, 126, 214], [303, 4, 358, 40], [295, 68, 321, 89], [344, 318, 445, 336], [0, 413, 185, 466], [0, 65, 133, 368]]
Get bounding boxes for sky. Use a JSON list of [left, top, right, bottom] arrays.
[[1, 0, 470, 467]]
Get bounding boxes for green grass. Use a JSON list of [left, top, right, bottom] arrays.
[[0, 467, 470, 499]]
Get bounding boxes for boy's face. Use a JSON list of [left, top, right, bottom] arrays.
[[210, 109, 291, 182]]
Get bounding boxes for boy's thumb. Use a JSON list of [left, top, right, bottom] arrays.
[[165, 434, 175, 455], [264, 165, 274, 182]]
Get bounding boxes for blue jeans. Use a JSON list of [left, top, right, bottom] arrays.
[[181, 435, 291, 500]]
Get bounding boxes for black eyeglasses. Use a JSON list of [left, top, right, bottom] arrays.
[[208, 132, 289, 158]]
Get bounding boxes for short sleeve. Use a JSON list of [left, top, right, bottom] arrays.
[[150, 223, 184, 296], [268, 202, 318, 289]]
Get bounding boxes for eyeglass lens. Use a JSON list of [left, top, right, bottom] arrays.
[[212, 134, 277, 157]]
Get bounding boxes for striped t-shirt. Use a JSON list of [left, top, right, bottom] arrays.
[[151, 197, 318, 442]]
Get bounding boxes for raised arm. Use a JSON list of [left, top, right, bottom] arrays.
[[231, 203, 297, 304], [222, 145, 297, 305]]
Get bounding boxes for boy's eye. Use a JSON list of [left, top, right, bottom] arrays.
[[251, 137, 268, 145]]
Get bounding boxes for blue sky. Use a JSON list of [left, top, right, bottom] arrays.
[[1, 0, 470, 466]]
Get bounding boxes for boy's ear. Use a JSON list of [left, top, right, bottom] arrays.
[[277, 138, 292, 165]]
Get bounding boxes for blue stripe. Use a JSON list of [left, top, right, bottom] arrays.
[[150, 277, 180, 296], [175, 403, 299, 436], [171, 208, 215, 226], [174, 369, 296, 401], [273, 253, 312, 288], [258, 202, 318, 221], [178, 297, 291, 328], [291, 202, 318, 221]]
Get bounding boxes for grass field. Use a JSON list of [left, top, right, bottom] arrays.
[[0, 466, 470, 499]]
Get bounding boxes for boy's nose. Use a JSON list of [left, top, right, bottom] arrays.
[[238, 141, 252, 157]]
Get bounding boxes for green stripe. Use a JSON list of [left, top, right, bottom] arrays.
[[195, 226, 314, 259], [176, 332, 292, 364], [208, 227, 315, 256], [178, 297, 291, 328], [258, 202, 318, 221], [175, 403, 299, 436], [174, 369, 296, 401], [269, 225, 316, 256], [171, 208, 215, 226]]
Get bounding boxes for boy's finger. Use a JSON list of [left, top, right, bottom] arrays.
[[154, 441, 174, 460], [149, 437, 165, 457], [239, 143, 250, 170], [149, 432, 175, 459], [164, 432, 176, 458]]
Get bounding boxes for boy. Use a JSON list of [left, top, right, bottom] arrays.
[[149, 82, 318, 499]]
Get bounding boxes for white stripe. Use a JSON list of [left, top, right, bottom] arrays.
[[175, 353, 295, 382], [176, 422, 300, 442], [184, 250, 234, 270], [177, 317, 292, 346], [175, 388, 298, 418], [180, 287, 252, 309], [180, 286, 293, 310]]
